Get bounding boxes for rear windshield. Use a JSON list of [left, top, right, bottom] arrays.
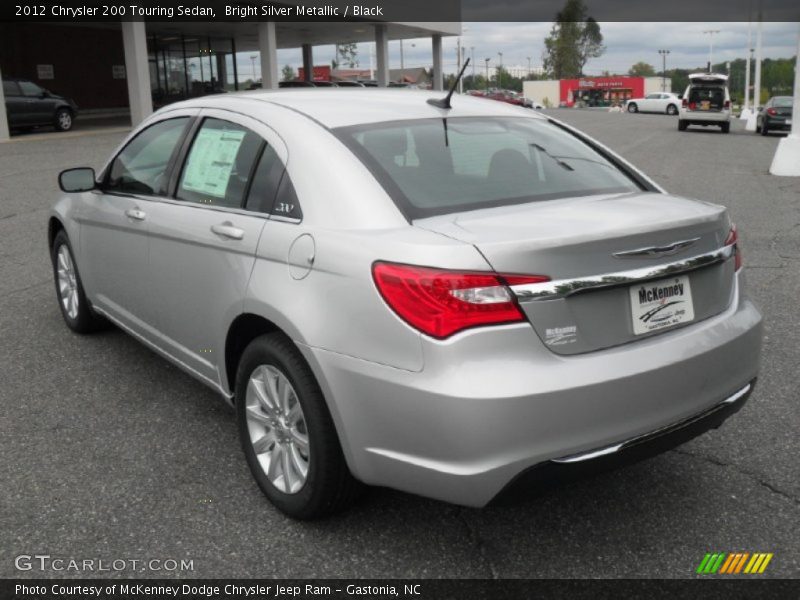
[[774, 97, 793, 108], [335, 117, 642, 219]]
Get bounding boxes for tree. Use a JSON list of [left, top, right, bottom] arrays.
[[337, 43, 359, 68], [281, 65, 296, 81], [628, 62, 656, 77], [542, 0, 604, 79]]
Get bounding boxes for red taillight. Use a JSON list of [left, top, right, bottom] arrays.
[[724, 100, 731, 109], [372, 262, 549, 339], [766, 107, 777, 116], [682, 98, 688, 108], [724, 225, 743, 271]]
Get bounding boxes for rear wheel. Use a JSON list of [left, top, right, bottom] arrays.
[[721, 122, 730, 134], [627, 103, 638, 113], [761, 121, 769, 136], [51, 230, 106, 333], [236, 333, 362, 519], [666, 104, 678, 115], [678, 120, 688, 131], [54, 108, 73, 132]]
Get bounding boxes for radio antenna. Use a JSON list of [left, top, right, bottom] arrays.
[[427, 58, 470, 109]]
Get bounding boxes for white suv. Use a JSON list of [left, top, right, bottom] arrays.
[[678, 73, 732, 133]]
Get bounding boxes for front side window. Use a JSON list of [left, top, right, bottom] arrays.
[[18, 81, 43, 97], [106, 117, 189, 195], [177, 118, 264, 208], [336, 117, 641, 219]]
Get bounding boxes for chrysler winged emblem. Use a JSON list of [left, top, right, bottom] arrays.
[[613, 237, 700, 259]]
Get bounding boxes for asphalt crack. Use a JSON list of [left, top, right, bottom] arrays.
[[455, 507, 498, 579], [671, 447, 799, 507]]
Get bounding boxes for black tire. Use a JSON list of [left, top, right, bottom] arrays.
[[678, 120, 688, 131], [721, 122, 730, 134], [54, 108, 73, 132], [755, 120, 762, 133], [235, 333, 362, 519], [666, 104, 678, 115], [627, 103, 638, 113], [51, 230, 106, 333], [760, 121, 769, 136]]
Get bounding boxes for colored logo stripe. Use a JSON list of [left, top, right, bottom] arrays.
[[698, 552, 773, 574]]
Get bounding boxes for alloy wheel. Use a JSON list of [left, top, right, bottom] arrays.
[[245, 365, 310, 494], [58, 112, 72, 130], [56, 244, 79, 319]]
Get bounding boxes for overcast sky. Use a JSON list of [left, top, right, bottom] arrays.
[[238, 22, 798, 80]]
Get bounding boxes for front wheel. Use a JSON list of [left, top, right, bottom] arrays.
[[51, 230, 106, 333], [627, 103, 638, 113], [236, 333, 362, 519], [54, 108, 73, 132], [666, 104, 678, 115]]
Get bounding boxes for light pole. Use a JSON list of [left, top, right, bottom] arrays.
[[703, 29, 721, 73], [526, 56, 531, 77], [497, 52, 503, 86], [484, 57, 491, 91], [742, 18, 753, 118], [658, 49, 670, 92], [249, 55, 257, 82], [400, 40, 404, 71], [471, 46, 475, 82]]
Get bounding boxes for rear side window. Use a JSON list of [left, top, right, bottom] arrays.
[[106, 117, 189, 196], [3, 80, 21, 96], [177, 118, 263, 208], [245, 146, 302, 220], [336, 117, 640, 219]]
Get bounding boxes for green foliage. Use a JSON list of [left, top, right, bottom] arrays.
[[628, 62, 656, 77], [281, 64, 296, 82], [337, 43, 359, 68], [542, 0, 605, 78]]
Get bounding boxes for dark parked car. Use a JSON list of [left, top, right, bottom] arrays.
[[756, 96, 794, 136], [3, 77, 78, 132]]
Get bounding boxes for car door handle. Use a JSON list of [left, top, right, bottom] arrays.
[[211, 222, 244, 240], [125, 208, 146, 221]]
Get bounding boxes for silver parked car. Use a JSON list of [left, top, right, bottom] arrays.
[[50, 90, 762, 518]]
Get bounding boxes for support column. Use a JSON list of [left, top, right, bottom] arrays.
[[375, 25, 389, 86], [258, 21, 279, 89], [302, 44, 313, 82], [769, 23, 800, 176], [121, 21, 153, 126], [216, 54, 228, 91], [431, 34, 443, 91], [0, 63, 9, 141]]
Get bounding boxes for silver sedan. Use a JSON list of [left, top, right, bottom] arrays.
[[49, 90, 762, 518]]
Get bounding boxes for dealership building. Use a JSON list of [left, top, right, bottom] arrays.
[[0, 20, 459, 140], [523, 76, 669, 107]]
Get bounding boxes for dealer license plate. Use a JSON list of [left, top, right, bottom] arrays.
[[629, 275, 695, 335]]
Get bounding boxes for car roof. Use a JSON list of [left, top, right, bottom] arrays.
[[170, 89, 546, 129]]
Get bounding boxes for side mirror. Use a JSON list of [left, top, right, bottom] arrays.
[[59, 167, 96, 193]]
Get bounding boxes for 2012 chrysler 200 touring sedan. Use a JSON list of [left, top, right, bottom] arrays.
[[50, 90, 762, 519]]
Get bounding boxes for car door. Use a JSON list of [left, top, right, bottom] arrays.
[[76, 113, 195, 341], [17, 80, 51, 125], [640, 93, 657, 112], [3, 80, 29, 126], [144, 109, 287, 385]]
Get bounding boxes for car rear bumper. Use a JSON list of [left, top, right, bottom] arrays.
[[301, 276, 762, 507], [680, 111, 730, 123]]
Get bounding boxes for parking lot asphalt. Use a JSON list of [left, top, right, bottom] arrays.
[[1, 109, 798, 579]]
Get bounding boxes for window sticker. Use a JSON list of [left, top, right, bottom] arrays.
[[181, 128, 246, 198]]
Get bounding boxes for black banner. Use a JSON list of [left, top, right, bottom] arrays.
[[1, 0, 798, 23], [2, 580, 799, 600]]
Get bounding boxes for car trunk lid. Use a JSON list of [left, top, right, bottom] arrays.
[[414, 191, 736, 354]]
